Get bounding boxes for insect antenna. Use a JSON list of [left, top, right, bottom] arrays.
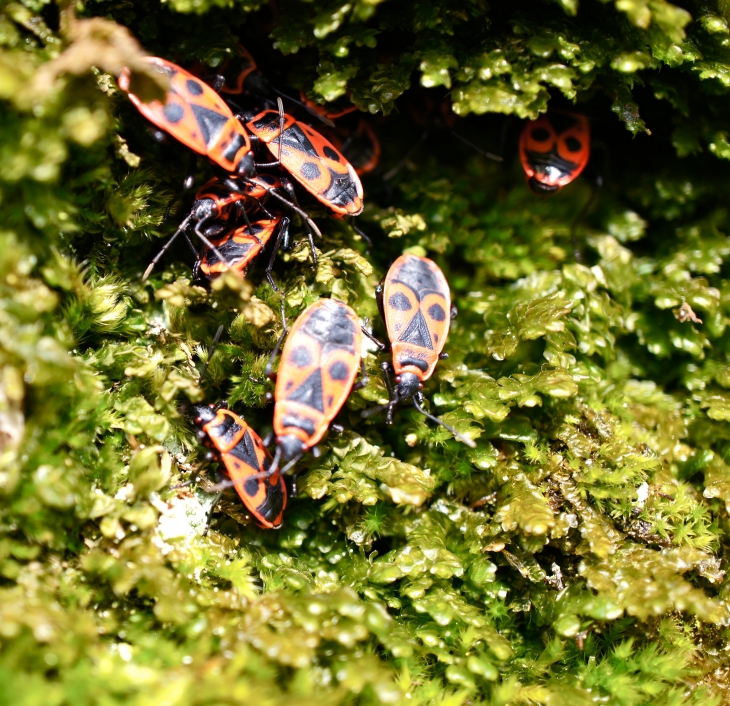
[[569, 174, 603, 263], [412, 396, 476, 448], [271, 87, 337, 128], [449, 130, 503, 162], [143, 213, 194, 281], [264, 298, 289, 379]]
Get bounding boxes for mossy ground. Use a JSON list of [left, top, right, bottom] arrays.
[[2, 0, 730, 704]]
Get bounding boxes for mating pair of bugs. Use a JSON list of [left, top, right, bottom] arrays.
[[118, 50, 366, 286], [191, 253, 476, 530]]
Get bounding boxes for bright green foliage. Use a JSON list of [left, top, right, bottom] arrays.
[[2, 0, 730, 705]]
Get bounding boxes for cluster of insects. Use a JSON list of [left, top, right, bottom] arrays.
[[118, 43, 591, 530]]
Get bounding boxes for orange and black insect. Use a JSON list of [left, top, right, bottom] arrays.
[[364, 254, 475, 447], [193, 214, 289, 289], [518, 113, 590, 194], [192, 402, 286, 529], [142, 173, 318, 281], [119, 57, 255, 178], [246, 110, 364, 216], [266, 299, 365, 475]]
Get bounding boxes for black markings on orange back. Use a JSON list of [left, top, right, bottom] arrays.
[[246, 110, 364, 216], [119, 57, 253, 177], [383, 254, 451, 382], [518, 113, 590, 194], [195, 405, 286, 529], [194, 216, 281, 279], [274, 299, 362, 449]]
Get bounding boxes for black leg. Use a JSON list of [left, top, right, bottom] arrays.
[[375, 281, 386, 325], [143, 213, 194, 281], [411, 394, 476, 448], [264, 216, 289, 291], [264, 300, 288, 379]]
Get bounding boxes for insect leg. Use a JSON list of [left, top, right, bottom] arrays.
[[361, 325, 387, 352], [264, 299, 288, 380], [264, 216, 289, 291], [202, 489, 225, 536], [412, 394, 476, 448], [382, 129, 428, 182], [278, 177, 318, 269], [351, 217, 373, 249], [449, 130, 503, 162], [361, 361, 396, 419], [253, 182, 322, 240], [351, 357, 370, 391], [570, 174, 603, 263], [193, 220, 232, 275], [143, 213, 194, 281]]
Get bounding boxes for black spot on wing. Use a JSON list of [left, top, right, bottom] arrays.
[[427, 303, 446, 322], [285, 368, 324, 413], [329, 361, 350, 381], [531, 127, 550, 142], [244, 477, 260, 497], [388, 292, 413, 311], [323, 146, 340, 161], [186, 79, 204, 96], [190, 104, 230, 147], [289, 345, 313, 368], [565, 136, 582, 152], [163, 103, 184, 124], [398, 311, 434, 350], [300, 162, 321, 180]]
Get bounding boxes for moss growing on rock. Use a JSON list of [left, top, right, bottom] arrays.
[[1, 0, 730, 704]]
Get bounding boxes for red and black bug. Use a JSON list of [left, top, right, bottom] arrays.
[[118, 56, 255, 179], [265, 299, 365, 475], [192, 402, 286, 529], [364, 254, 475, 447], [518, 113, 590, 194], [192, 213, 290, 289], [142, 172, 319, 281], [246, 110, 364, 216]]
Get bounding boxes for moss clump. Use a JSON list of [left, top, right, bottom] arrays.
[[2, 0, 730, 704]]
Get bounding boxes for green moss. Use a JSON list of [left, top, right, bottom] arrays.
[[2, 0, 730, 704]]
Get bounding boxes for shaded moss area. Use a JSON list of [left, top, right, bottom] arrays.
[[2, 0, 730, 704]]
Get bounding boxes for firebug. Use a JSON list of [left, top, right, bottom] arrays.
[[364, 254, 475, 447]]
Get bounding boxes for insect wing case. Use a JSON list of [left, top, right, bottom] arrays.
[[383, 255, 451, 381], [197, 217, 281, 278], [119, 57, 251, 175], [202, 408, 286, 529], [246, 110, 364, 216], [274, 299, 362, 448]]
